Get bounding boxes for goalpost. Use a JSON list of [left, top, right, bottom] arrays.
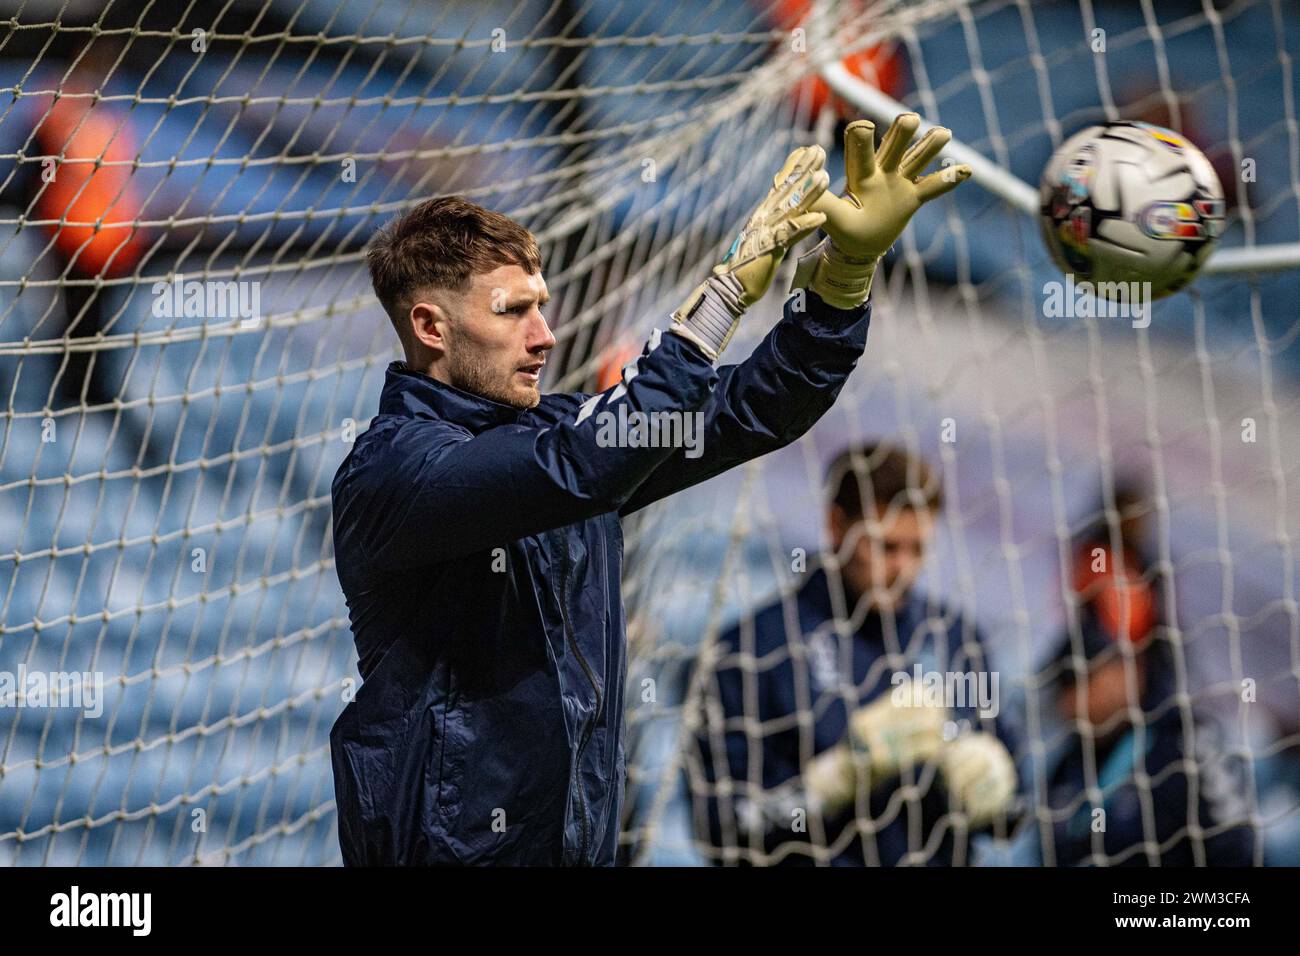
[[0, 0, 1296, 865]]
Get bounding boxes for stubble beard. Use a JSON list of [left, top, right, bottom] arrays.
[[448, 346, 540, 409]]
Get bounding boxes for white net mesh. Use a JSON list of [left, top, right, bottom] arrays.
[[0, 0, 1297, 866]]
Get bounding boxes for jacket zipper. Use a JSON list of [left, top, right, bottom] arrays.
[[555, 531, 602, 863]]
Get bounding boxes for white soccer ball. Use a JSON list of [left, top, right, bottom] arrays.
[[1038, 121, 1225, 300]]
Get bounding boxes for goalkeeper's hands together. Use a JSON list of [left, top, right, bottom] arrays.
[[670, 146, 829, 360], [802, 679, 1016, 828], [803, 677, 948, 813], [670, 113, 973, 358], [793, 113, 973, 308]]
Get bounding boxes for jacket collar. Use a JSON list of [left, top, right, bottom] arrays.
[[801, 565, 918, 641], [378, 361, 524, 433]]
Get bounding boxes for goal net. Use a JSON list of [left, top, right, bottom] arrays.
[[1, 0, 1296, 866]]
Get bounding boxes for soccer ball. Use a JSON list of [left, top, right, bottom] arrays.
[[1039, 121, 1225, 300]]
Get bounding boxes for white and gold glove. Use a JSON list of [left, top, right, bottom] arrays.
[[671, 146, 829, 360], [803, 678, 949, 814], [792, 113, 973, 308], [937, 731, 1017, 828]]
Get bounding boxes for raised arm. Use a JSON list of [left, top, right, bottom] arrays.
[[334, 150, 832, 572], [622, 113, 972, 514], [333, 332, 721, 570], [619, 290, 871, 515]]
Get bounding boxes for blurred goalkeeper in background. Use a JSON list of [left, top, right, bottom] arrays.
[[979, 483, 1256, 866], [329, 115, 972, 865], [691, 443, 1020, 866]]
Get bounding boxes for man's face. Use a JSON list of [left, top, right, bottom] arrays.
[[424, 264, 555, 409], [1059, 655, 1145, 735], [830, 503, 935, 613]]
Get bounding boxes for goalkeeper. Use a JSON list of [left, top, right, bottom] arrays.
[[330, 115, 969, 865], [690, 443, 1021, 866]]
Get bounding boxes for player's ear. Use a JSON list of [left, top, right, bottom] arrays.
[[408, 298, 451, 356]]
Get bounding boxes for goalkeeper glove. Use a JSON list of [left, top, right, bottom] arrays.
[[937, 730, 1017, 828], [803, 677, 949, 814], [792, 113, 973, 309], [671, 145, 829, 360]]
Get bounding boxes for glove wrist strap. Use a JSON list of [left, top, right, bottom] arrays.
[[670, 272, 747, 361], [791, 238, 879, 309]]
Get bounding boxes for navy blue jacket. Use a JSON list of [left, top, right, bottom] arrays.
[[1024, 609, 1256, 867], [692, 568, 1016, 866], [1034, 707, 1255, 866], [329, 292, 872, 865]]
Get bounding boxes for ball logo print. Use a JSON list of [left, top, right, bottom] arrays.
[[1061, 145, 1098, 205], [1133, 120, 1189, 152], [1139, 198, 1226, 242]]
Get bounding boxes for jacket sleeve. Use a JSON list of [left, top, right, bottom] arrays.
[[619, 291, 871, 516], [689, 632, 756, 863], [333, 330, 718, 570], [1153, 720, 1257, 866], [1049, 716, 1257, 866], [690, 624, 805, 865], [690, 621, 856, 865]]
